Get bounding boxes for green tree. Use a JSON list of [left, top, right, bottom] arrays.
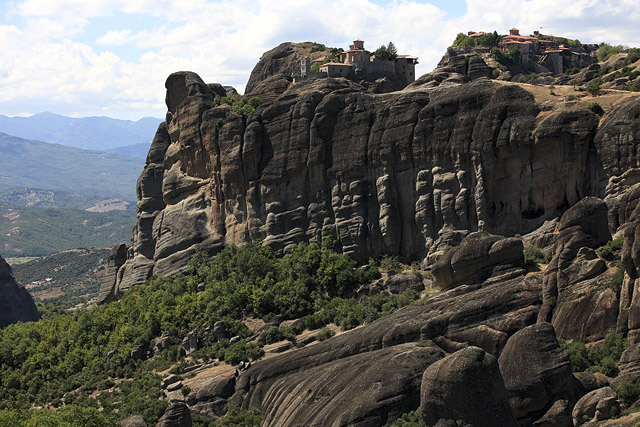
[[476, 31, 500, 47], [596, 43, 625, 62], [585, 78, 602, 96], [453, 33, 475, 49], [374, 42, 398, 60]]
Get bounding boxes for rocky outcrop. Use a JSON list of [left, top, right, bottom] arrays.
[[104, 66, 640, 297], [431, 231, 525, 289], [572, 387, 620, 427], [97, 243, 128, 304], [186, 376, 235, 419], [419, 346, 517, 427], [245, 43, 299, 95], [120, 416, 147, 427], [85, 42, 640, 426], [258, 343, 443, 426], [156, 402, 192, 427], [434, 50, 493, 80], [538, 197, 615, 341], [0, 256, 39, 327], [228, 272, 540, 424], [498, 323, 577, 423]]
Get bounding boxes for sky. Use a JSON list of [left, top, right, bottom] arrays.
[[0, 0, 639, 120]]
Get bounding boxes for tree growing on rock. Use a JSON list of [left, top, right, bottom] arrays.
[[375, 42, 398, 60]]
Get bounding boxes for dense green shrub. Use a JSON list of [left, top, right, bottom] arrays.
[[491, 46, 520, 66], [561, 333, 628, 376], [475, 31, 500, 47], [316, 328, 336, 341], [265, 326, 297, 344], [596, 43, 625, 62], [524, 245, 548, 266], [0, 238, 415, 422], [598, 237, 624, 258], [614, 379, 640, 405], [452, 33, 475, 49], [392, 410, 425, 426], [585, 79, 602, 96], [214, 407, 263, 427], [211, 96, 262, 117], [589, 102, 605, 116], [610, 266, 625, 293], [0, 405, 117, 426]]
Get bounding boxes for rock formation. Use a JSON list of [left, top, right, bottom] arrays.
[[0, 255, 39, 327], [419, 346, 517, 427], [100, 44, 640, 302], [92, 42, 640, 425], [498, 323, 577, 422]]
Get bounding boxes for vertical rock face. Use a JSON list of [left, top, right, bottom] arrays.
[[0, 256, 39, 327], [538, 197, 615, 341], [104, 44, 640, 299]]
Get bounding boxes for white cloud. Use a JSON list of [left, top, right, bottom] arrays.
[[1, 0, 639, 120], [95, 29, 132, 45]]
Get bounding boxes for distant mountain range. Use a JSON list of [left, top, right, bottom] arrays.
[[0, 112, 162, 156], [0, 133, 143, 201]]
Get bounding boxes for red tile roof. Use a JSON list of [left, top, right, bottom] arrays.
[[321, 62, 352, 67]]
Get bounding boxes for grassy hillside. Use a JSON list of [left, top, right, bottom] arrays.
[[0, 204, 135, 257], [0, 133, 143, 201], [12, 249, 110, 306]]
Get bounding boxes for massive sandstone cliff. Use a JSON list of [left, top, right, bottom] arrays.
[[98, 48, 640, 426], [99, 50, 640, 303]]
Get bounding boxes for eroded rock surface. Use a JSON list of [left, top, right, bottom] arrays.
[[0, 256, 39, 327], [498, 323, 577, 423], [420, 346, 517, 427], [228, 272, 540, 424], [538, 197, 615, 341], [103, 69, 640, 298], [431, 231, 525, 289]]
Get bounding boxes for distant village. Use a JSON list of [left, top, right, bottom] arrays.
[[461, 28, 599, 75], [294, 40, 419, 87]]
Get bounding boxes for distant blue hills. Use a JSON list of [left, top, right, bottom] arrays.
[[0, 132, 143, 201], [0, 112, 162, 156]]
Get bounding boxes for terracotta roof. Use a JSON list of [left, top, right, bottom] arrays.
[[321, 62, 352, 66], [468, 32, 485, 37], [340, 49, 367, 54], [545, 49, 562, 53], [312, 56, 326, 62], [502, 35, 537, 41], [501, 41, 531, 45]]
